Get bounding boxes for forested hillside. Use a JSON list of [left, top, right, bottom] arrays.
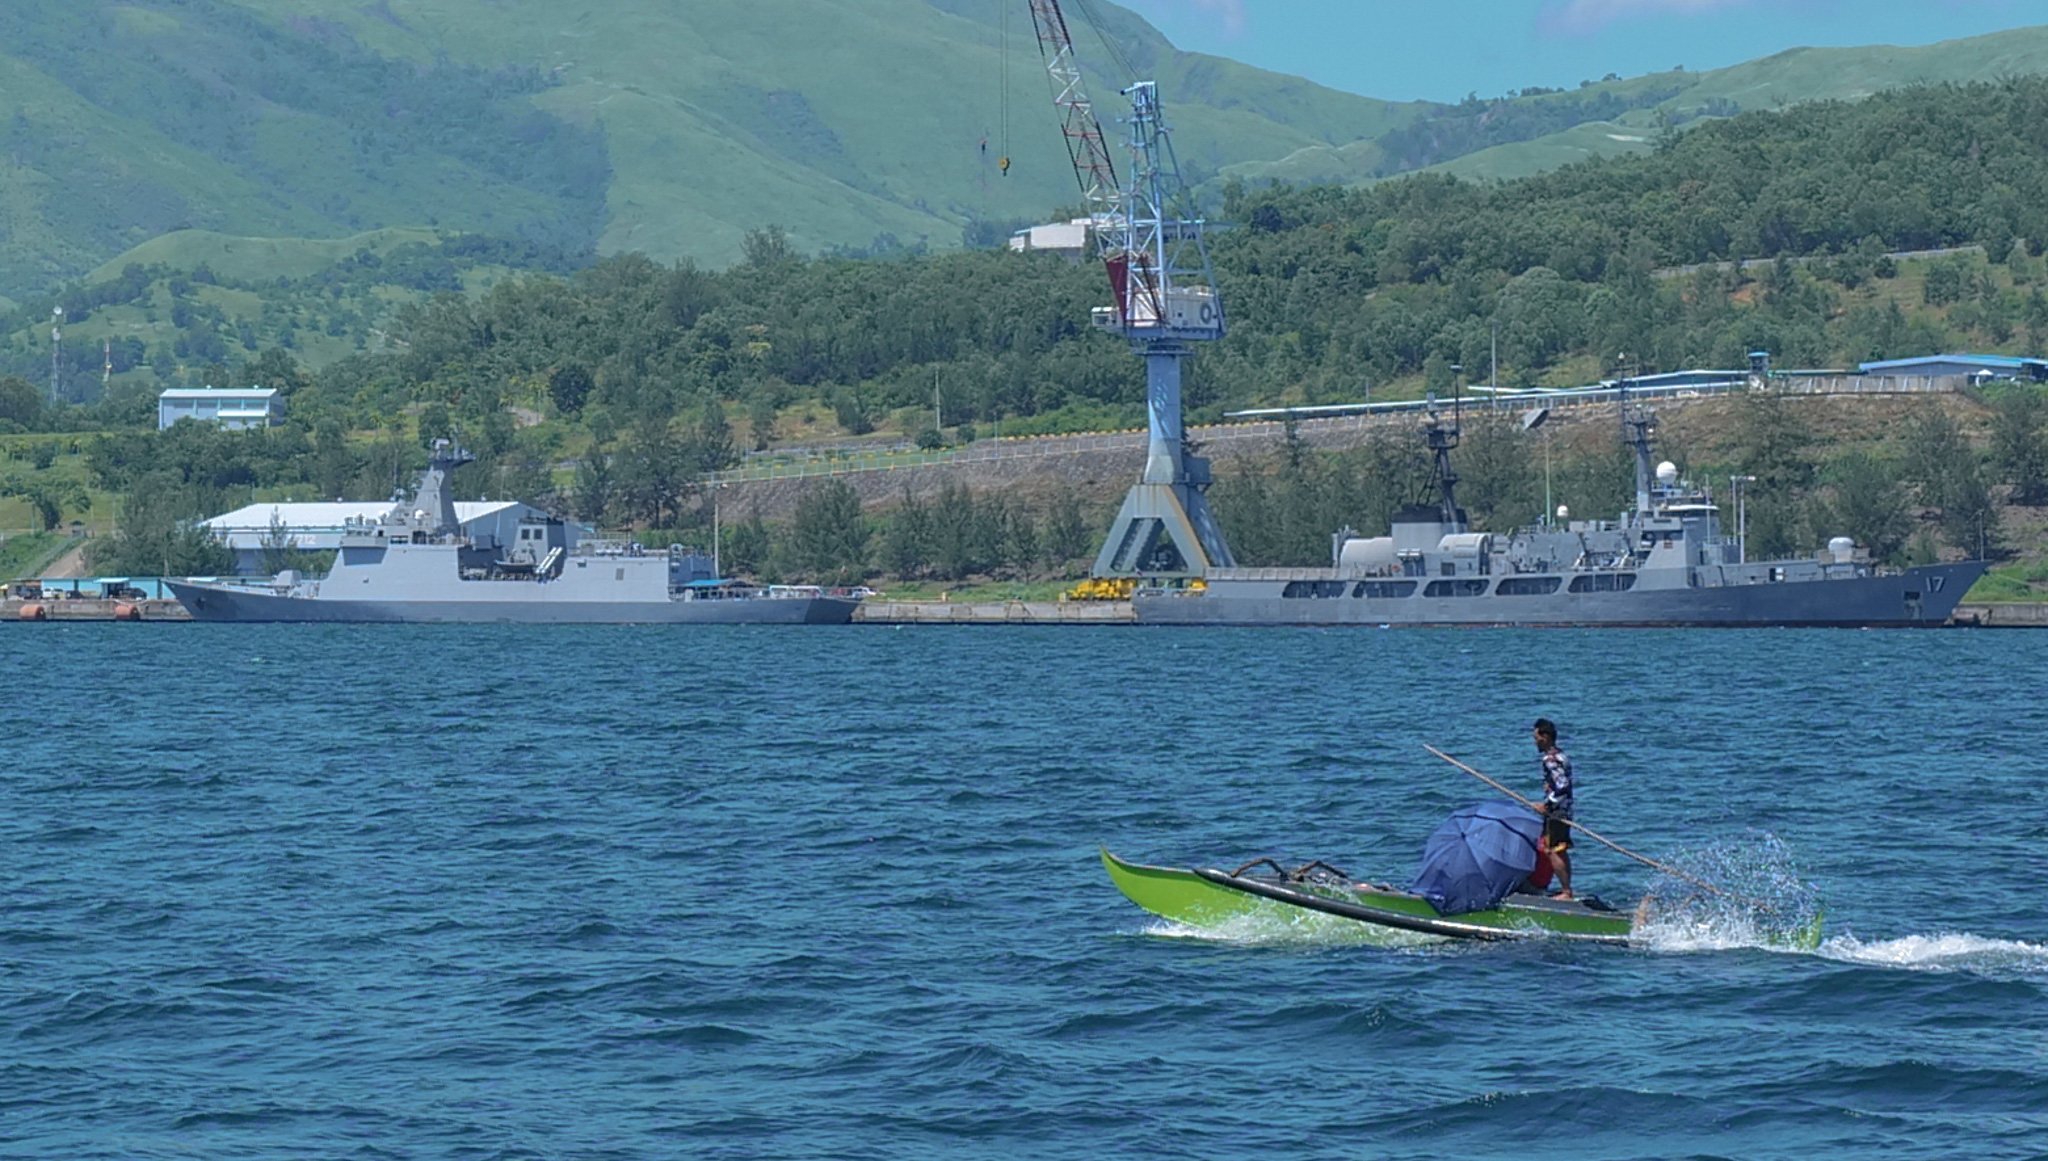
[[8, 1, 2046, 303], [20, 76, 2046, 431], [0, 0, 1428, 292], [11, 78, 2048, 589], [1234, 23, 2048, 186]]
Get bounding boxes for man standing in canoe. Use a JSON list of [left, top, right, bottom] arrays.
[[1532, 718, 1574, 900]]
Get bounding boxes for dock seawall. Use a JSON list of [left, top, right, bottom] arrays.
[[3, 598, 190, 621], [5, 598, 2034, 626], [854, 600, 1133, 624], [1952, 603, 2048, 627]]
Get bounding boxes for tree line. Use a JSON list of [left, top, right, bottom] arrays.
[[23, 77, 2048, 449], [17, 77, 2048, 577], [1200, 388, 2031, 573]]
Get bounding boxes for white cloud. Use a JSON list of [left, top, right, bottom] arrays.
[[1539, 0, 1760, 36], [1123, 0, 1249, 38]]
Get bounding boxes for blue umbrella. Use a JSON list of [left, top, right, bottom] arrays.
[[1410, 800, 1545, 915]]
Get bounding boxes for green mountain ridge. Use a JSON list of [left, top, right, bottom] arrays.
[[1414, 25, 2048, 181], [6, 3, 2048, 308], [0, 0, 1432, 295]]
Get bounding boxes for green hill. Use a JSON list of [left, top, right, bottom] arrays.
[[1426, 122, 1656, 182], [0, 0, 1432, 296], [85, 228, 444, 285], [9, 2, 2048, 335], [1406, 26, 2048, 182], [1219, 25, 2048, 188]]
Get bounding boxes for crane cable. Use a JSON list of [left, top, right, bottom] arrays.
[[998, 0, 1010, 175], [1069, 0, 1138, 86]]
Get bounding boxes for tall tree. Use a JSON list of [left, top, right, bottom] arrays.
[[1817, 452, 1911, 563], [786, 479, 869, 583], [617, 415, 690, 527], [1043, 488, 1092, 572], [87, 474, 233, 577], [0, 375, 44, 430], [1991, 390, 2048, 506], [573, 448, 616, 526], [880, 487, 932, 579], [312, 421, 357, 501], [1906, 409, 1996, 553]]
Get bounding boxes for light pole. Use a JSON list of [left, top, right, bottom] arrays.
[[1731, 475, 1756, 563], [712, 483, 724, 578]]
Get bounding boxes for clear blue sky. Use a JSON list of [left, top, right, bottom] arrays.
[[1118, 0, 2048, 102]]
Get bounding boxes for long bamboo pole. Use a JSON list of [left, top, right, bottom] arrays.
[[1423, 744, 1774, 911]]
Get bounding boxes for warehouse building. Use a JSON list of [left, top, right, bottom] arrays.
[[202, 500, 584, 575], [1858, 354, 2048, 381], [158, 386, 286, 430]]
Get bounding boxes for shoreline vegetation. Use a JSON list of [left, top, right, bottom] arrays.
[[5, 80, 2048, 597]]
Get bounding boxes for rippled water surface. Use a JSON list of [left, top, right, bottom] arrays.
[[4, 625, 2046, 1159]]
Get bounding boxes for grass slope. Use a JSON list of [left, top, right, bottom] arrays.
[[10, 2, 2047, 302], [1417, 25, 2048, 182], [1426, 122, 1656, 181], [0, 0, 1428, 293], [86, 228, 444, 285], [1231, 24, 2048, 187]]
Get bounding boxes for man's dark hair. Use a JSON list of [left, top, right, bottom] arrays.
[[1533, 717, 1557, 738]]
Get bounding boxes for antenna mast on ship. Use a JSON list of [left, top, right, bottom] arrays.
[[1423, 383, 1465, 530], [1618, 380, 1657, 515]]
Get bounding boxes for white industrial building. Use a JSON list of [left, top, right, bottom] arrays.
[[1008, 218, 1091, 258], [158, 387, 286, 430], [203, 500, 583, 575]]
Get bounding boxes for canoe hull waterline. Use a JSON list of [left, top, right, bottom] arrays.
[[1102, 849, 1639, 945]]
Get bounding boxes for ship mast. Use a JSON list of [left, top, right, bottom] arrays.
[[1619, 382, 1657, 516], [1424, 400, 1464, 529]]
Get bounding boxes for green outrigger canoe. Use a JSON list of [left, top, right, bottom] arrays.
[[1104, 848, 1642, 944], [1105, 850, 1827, 948]]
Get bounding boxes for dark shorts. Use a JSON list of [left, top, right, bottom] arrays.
[[1543, 813, 1573, 853]]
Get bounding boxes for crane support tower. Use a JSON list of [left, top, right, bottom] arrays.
[[1025, 1, 1234, 578]]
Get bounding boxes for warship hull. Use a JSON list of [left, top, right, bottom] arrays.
[[180, 442, 863, 625], [167, 580, 858, 624], [1134, 561, 1986, 627]]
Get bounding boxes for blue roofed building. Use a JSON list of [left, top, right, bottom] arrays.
[[1858, 354, 2048, 381]]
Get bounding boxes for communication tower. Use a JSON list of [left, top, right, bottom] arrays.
[[49, 306, 63, 402]]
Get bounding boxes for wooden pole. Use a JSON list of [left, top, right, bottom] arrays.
[[1422, 744, 1774, 911]]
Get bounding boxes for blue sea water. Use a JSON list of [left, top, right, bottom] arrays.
[[3, 624, 2046, 1160]]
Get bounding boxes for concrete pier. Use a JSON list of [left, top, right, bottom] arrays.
[[854, 600, 1133, 624], [1951, 604, 2048, 627], [6, 596, 2030, 626], [2, 598, 190, 621]]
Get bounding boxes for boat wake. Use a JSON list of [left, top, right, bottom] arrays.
[[1138, 914, 1431, 949], [1815, 932, 2048, 976], [1628, 834, 2048, 974]]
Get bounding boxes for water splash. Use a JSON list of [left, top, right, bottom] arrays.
[[1817, 932, 2048, 977], [1636, 831, 1826, 951]]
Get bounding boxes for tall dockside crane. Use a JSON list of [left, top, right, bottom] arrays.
[[1025, 0, 1234, 579]]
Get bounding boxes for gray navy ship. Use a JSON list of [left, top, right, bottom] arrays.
[[1133, 399, 1986, 627], [168, 442, 859, 624]]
